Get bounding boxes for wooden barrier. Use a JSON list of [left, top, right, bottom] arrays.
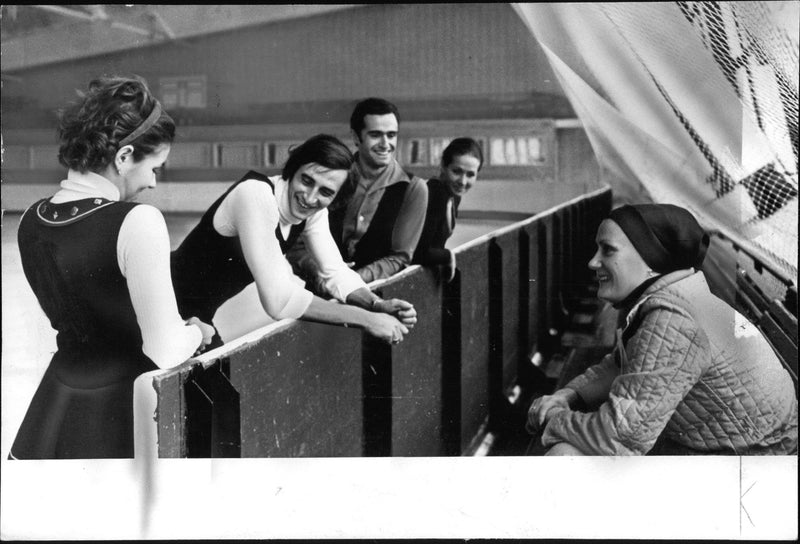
[[521, 220, 545, 359], [451, 242, 492, 452], [377, 268, 446, 457], [703, 232, 798, 390], [151, 187, 615, 457], [492, 229, 524, 394], [539, 214, 559, 349], [228, 321, 363, 457]]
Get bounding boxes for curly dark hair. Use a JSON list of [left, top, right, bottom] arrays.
[[57, 75, 175, 173]]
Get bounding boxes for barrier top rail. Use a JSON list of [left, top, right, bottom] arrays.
[[157, 262, 434, 380], [155, 186, 611, 378], [167, 317, 296, 373], [712, 229, 796, 288], [455, 185, 611, 253]]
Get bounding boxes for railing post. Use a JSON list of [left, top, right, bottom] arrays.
[[488, 239, 504, 430], [362, 332, 393, 457], [455, 244, 492, 452], [539, 215, 560, 357], [441, 272, 462, 456], [377, 268, 447, 456], [184, 361, 241, 458], [517, 227, 532, 384], [154, 367, 189, 458]]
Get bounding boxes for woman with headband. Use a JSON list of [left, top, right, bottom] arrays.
[[9, 76, 214, 459], [527, 204, 797, 455]]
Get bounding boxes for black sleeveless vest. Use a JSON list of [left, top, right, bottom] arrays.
[[13, 197, 160, 459], [413, 177, 460, 265], [328, 180, 409, 269], [171, 171, 306, 323], [17, 197, 155, 384]]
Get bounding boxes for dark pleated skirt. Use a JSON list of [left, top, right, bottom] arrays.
[[9, 348, 157, 460]]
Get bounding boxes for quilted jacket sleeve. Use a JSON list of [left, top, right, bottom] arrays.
[[563, 353, 619, 410], [542, 297, 709, 455]]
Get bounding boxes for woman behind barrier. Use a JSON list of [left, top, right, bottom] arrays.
[[10, 76, 214, 460], [413, 138, 483, 281], [527, 204, 797, 455], [170, 134, 417, 348]]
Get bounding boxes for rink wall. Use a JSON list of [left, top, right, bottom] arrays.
[[149, 187, 612, 458], [144, 183, 798, 458]]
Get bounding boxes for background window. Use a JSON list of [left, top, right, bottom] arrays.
[[216, 142, 260, 168], [475, 137, 487, 160], [527, 136, 543, 162], [406, 139, 428, 166], [159, 76, 207, 109], [167, 143, 214, 168], [264, 143, 278, 167], [429, 138, 452, 165], [489, 136, 544, 165], [268, 142, 302, 169]]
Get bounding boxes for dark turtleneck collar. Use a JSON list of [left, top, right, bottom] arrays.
[[613, 274, 664, 312]]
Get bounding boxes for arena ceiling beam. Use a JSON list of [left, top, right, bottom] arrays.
[[1, 5, 363, 72]]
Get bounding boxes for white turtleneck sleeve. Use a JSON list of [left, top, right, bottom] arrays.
[[301, 209, 366, 301], [216, 180, 313, 320], [117, 205, 203, 368]]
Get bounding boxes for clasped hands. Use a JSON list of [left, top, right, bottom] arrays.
[[373, 298, 417, 328], [526, 388, 578, 434], [369, 298, 417, 346]]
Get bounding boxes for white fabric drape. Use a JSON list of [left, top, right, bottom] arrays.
[[512, 2, 798, 279]]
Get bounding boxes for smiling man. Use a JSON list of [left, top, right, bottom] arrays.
[[326, 97, 429, 283], [170, 134, 417, 348]]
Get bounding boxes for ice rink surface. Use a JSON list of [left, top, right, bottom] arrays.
[[1, 209, 511, 456]]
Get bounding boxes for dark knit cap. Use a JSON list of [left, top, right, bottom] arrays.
[[608, 204, 709, 273]]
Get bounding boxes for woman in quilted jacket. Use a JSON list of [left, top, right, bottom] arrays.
[[527, 204, 797, 455]]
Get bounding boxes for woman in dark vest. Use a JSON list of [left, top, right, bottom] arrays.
[[170, 134, 417, 348], [413, 137, 483, 281], [10, 76, 214, 460]]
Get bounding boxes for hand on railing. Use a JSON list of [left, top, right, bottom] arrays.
[[186, 316, 216, 355], [364, 312, 410, 345], [526, 389, 577, 434], [446, 249, 457, 283], [373, 298, 417, 329]]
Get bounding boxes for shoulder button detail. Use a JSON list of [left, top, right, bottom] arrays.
[[36, 197, 116, 226]]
